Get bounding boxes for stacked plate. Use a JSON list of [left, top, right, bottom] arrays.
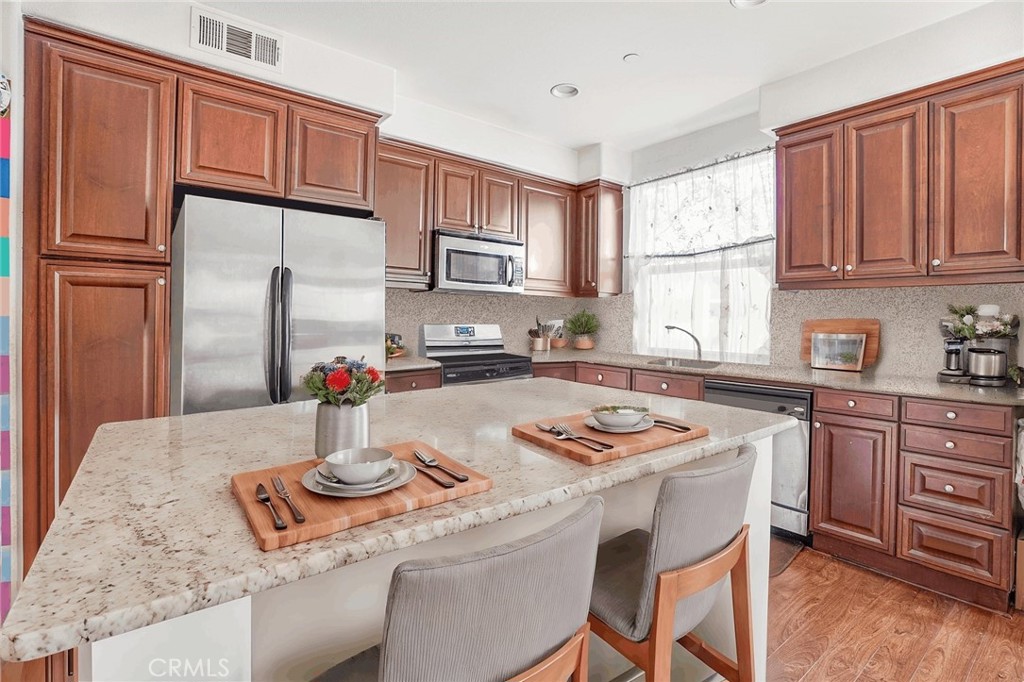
[[583, 415, 654, 434], [301, 461, 417, 498]]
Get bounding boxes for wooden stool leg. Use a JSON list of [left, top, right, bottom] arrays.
[[729, 533, 754, 682]]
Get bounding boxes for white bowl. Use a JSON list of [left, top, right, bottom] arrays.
[[325, 448, 395, 485], [590, 405, 649, 428]]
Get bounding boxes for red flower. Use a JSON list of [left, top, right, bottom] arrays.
[[366, 367, 381, 383], [326, 368, 352, 392]]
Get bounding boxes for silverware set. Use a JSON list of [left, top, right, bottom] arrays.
[[413, 449, 468, 488], [255, 476, 306, 530], [536, 417, 692, 451]]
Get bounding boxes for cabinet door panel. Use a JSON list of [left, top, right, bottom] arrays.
[[521, 180, 574, 295], [479, 169, 518, 237], [900, 452, 1011, 528], [575, 187, 598, 296], [931, 78, 1024, 274], [287, 105, 375, 208], [376, 144, 433, 287], [575, 363, 630, 389], [43, 40, 174, 261], [776, 125, 844, 282], [533, 363, 576, 382], [811, 413, 896, 553], [844, 103, 928, 278], [178, 79, 287, 196], [435, 160, 478, 231], [46, 263, 168, 501], [898, 506, 1011, 589]]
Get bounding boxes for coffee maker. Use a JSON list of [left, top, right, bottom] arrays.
[[937, 336, 971, 384]]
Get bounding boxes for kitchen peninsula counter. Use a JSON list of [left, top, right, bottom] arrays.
[[533, 349, 1024, 406], [2, 379, 792, 679]]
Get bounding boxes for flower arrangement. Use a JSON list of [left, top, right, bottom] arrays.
[[302, 356, 384, 407], [946, 305, 1019, 339]]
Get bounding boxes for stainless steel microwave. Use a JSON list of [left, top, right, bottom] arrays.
[[434, 230, 525, 294]]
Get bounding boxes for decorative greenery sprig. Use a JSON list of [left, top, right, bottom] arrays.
[[946, 304, 1018, 339], [302, 356, 384, 407], [566, 309, 600, 336]]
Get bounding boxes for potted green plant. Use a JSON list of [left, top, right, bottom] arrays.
[[565, 309, 599, 350]]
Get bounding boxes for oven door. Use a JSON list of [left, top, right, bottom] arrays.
[[434, 232, 525, 294]]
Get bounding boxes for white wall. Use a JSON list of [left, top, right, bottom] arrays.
[[760, 0, 1024, 131]]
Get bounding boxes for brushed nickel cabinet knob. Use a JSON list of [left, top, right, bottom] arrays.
[[814, 421, 821, 429], [847, 400, 856, 408], [157, 244, 166, 252], [157, 277, 166, 286], [932, 259, 941, 267], [597, 373, 604, 382], [845, 264, 853, 271], [944, 484, 955, 493], [411, 381, 417, 389], [660, 382, 669, 391], [946, 411, 957, 420], [830, 265, 839, 272], [945, 441, 955, 449]]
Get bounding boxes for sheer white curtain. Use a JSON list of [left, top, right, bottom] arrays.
[[629, 149, 775, 365]]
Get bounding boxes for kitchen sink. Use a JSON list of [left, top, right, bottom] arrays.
[[646, 358, 720, 370]]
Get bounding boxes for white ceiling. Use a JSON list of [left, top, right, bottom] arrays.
[[210, 1, 989, 152]]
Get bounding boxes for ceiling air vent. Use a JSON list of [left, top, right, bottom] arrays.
[[190, 6, 283, 72]]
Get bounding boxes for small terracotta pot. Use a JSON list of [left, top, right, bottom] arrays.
[[573, 334, 595, 350], [550, 337, 569, 349]]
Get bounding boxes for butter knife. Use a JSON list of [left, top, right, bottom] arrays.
[[255, 483, 287, 530], [652, 418, 692, 433], [413, 464, 456, 489], [271, 475, 305, 523]]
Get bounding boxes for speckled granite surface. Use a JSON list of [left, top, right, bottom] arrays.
[[532, 350, 1024, 406], [0, 380, 792, 662], [384, 355, 441, 373]]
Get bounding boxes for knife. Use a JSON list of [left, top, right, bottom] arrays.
[[412, 464, 456, 489], [652, 418, 692, 433], [255, 483, 287, 530]]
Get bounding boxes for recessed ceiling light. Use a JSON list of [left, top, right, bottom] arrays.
[[730, 0, 767, 7], [622, 53, 640, 63], [550, 83, 580, 98]]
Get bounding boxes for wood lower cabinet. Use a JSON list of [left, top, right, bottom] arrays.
[[575, 363, 630, 390], [900, 452, 1011, 528], [375, 142, 434, 288], [532, 363, 576, 382], [575, 181, 623, 297], [631, 370, 703, 400], [385, 368, 442, 393], [521, 179, 575, 295], [898, 506, 1011, 589], [177, 78, 287, 196], [31, 35, 175, 263], [931, 76, 1024, 275], [44, 262, 169, 502], [811, 412, 897, 553], [286, 104, 376, 208], [843, 103, 928, 278], [776, 124, 844, 283]]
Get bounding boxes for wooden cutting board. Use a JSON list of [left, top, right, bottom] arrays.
[[511, 413, 709, 466], [231, 441, 492, 551], [800, 318, 881, 368]]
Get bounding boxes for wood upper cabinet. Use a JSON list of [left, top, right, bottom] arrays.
[[375, 142, 434, 288], [479, 168, 519, 237], [286, 104, 376, 208], [776, 124, 844, 282], [575, 181, 623, 297], [811, 412, 897, 554], [521, 179, 575, 295], [177, 78, 287, 196], [435, 159, 479, 231], [36, 37, 175, 262], [44, 262, 168, 502], [931, 76, 1024, 274], [843, 103, 929, 278]]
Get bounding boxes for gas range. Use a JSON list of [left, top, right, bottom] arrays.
[[421, 324, 533, 386]]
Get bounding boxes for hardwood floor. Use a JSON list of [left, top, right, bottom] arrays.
[[768, 549, 1024, 681]]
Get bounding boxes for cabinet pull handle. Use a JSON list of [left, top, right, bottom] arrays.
[[943, 484, 955, 493], [157, 277, 166, 286], [597, 373, 604, 382], [946, 411, 957, 420], [660, 382, 669, 391], [411, 381, 417, 388], [932, 258, 941, 267], [157, 244, 167, 253], [814, 421, 821, 428], [845, 264, 853, 271], [830, 265, 839, 272], [945, 441, 955, 449], [847, 400, 856, 408]]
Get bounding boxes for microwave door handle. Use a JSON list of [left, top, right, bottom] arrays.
[[507, 255, 515, 287]]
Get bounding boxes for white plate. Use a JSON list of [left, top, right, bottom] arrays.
[[302, 461, 416, 498], [315, 462, 400, 490], [583, 415, 654, 434]]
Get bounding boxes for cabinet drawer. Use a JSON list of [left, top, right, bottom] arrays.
[[902, 398, 1014, 436], [815, 389, 898, 420], [897, 506, 1011, 589], [632, 371, 703, 400], [900, 452, 1011, 528], [901, 424, 1012, 467], [533, 363, 576, 382], [576, 363, 630, 390], [385, 370, 441, 394]]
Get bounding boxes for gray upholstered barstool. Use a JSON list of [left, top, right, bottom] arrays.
[[588, 445, 757, 682], [315, 496, 604, 682]]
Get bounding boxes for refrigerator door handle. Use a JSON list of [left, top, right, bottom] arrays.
[[280, 266, 294, 402], [268, 266, 282, 404]]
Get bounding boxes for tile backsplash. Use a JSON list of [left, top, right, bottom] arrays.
[[387, 282, 1024, 381]]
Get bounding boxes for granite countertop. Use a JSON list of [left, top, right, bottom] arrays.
[[0, 379, 793, 662], [384, 355, 441, 372], [532, 350, 1024, 407]]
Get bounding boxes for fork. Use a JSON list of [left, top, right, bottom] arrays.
[[271, 475, 305, 524], [555, 423, 614, 451], [413, 450, 469, 482]]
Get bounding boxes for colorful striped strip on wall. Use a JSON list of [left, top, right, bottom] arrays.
[[0, 73, 12, 623]]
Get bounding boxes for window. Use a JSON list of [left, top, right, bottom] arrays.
[[628, 148, 775, 365]]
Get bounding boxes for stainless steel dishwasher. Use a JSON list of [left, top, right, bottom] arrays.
[[704, 379, 812, 539]]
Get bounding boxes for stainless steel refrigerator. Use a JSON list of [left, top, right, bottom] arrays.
[[170, 195, 385, 415]]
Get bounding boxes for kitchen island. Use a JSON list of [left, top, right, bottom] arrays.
[[1, 378, 794, 681]]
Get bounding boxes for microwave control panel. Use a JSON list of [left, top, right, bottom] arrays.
[[510, 256, 525, 287]]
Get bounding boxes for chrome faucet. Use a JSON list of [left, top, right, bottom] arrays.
[[665, 325, 703, 361]]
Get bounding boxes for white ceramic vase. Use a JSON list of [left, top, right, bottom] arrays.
[[315, 402, 369, 457]]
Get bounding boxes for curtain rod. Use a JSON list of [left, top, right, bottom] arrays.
[[624, 235, 775, 260], [627, 145, 776, 190]]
